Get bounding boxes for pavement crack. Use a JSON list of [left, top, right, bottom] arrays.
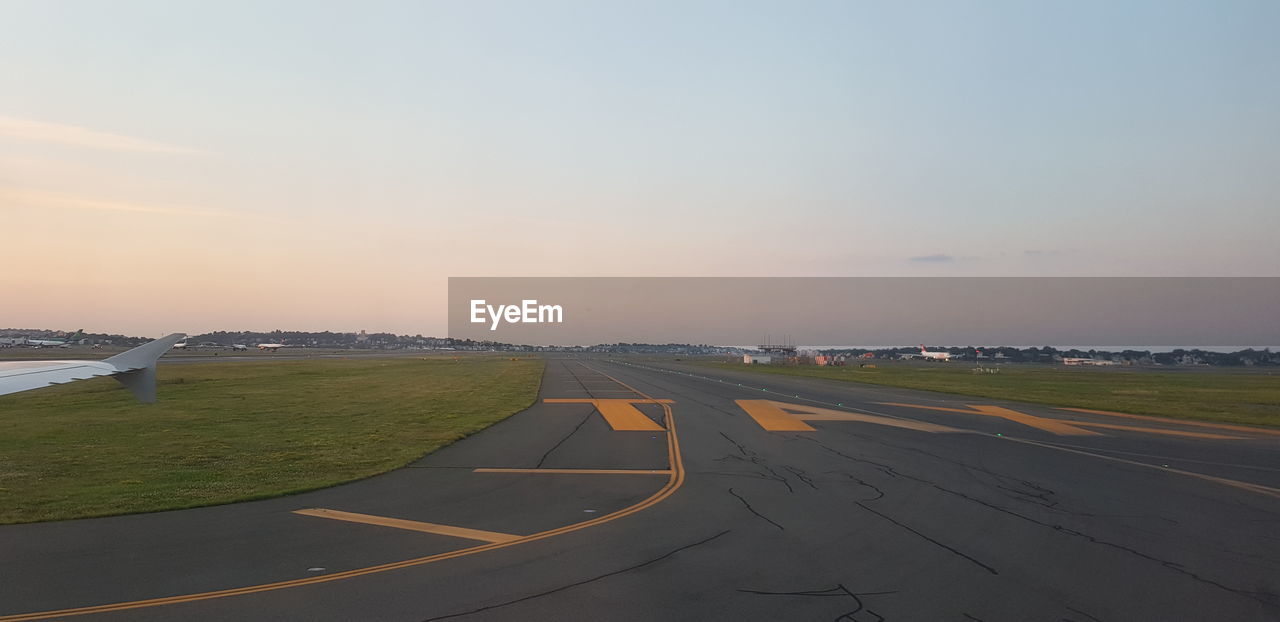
[[922, 482, 1280, 607], [856, 502, 999, 575], [728, 487, 785, 530], [994, 483, 1059, 509], [420, 530, 732, 621], [738, 583, 895, 621], [719, 431, 754, 456], [535, 410, 593, 468], [756, 462, 795, 493], [1064, 605, 1104, 621], [802, 435, 1278, 607], [713, 452, 795, 493], [800, 436, 901, 479], [783, 465, 818, 489], [697, 470, 786, 483], [825, 471, 886, 501]]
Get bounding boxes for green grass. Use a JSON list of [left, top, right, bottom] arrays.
[[0, 355, 544, 524], [697, 361, 1280, 428]]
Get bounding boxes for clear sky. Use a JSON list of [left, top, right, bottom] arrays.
[[3, 1, 1278, 336]]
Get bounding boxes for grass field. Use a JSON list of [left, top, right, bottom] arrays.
[[0, 355, 544, 524], [697, 361, 1280, 428]]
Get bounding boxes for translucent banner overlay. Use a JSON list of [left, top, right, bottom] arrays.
[[448, 277, 1279, 347]]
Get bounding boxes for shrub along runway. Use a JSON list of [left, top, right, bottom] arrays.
[[1, 357, 1277, 620]]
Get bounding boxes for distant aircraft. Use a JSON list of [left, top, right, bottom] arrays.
[[0, 333, 185, 402], [231, 344, 248, 351], [257, 343, 285, 351], [171, 340, 225, 350], [25, 329, 85, 348], [915, 344, 953, 361]]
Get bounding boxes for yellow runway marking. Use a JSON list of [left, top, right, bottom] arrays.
[[474, 468, 672, 475], [543, 398, 670, 431], [737, 400, 962, 433], [0, 363, 684, 622], [878, 402, 1102, 436], [881, 402, 1248, 439], [1070, 422, 1242, 440], [1059, 407, 1280, 437], [293, 509, 520, 543]]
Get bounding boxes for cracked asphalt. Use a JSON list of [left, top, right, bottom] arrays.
[[2, 357, 1277, 621]]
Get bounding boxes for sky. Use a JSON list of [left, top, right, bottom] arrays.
[[3, 1, 1278, 337]]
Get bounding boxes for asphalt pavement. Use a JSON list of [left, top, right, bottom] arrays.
[[1, 357, 1277, 621]]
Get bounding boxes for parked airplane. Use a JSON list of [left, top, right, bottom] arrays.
[[0, 333, 185, 402], [257, 343, 285, 351], [231, 344, 248, 351], [25, 329, 85, 348]]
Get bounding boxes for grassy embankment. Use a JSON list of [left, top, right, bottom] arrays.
[[697, 361, 1280, 428], [0, 355, 543, 524]]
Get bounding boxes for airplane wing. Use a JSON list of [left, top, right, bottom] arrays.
[[0, 333, 185, 403]]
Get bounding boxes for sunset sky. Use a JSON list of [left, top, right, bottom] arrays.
[[3, 1, 1278, 337]]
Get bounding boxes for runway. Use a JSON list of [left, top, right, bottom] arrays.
[[1, 357, 1277, 621]]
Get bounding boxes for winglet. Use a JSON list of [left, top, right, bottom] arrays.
[[104, 333, 186, 403]]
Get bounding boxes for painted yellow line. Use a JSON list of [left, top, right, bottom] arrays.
[[737, 399, 961, 433], [544, 398, 675, 403], [1059, 407, 1280, 437], [880, 402, 1101, 436], [593, 400, 666, 431], [966, 404, 1104, 436], [1073, 422, 1243, 440], [474, 468, 672, 475], [881, 402, 1248, 439], [543, 398, 669, 431], [576, 363, 686, 475], [293, 509, 520, 543], [736, 399, 815, 431], [0, 362, 684, 622]]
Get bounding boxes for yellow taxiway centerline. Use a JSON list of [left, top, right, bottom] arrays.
[[293, 508, 521, 543], [474, 468, 673, 475]]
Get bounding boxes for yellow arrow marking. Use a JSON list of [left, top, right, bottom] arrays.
[[879, 402, 1102, 436], [880, 403, 1244, 439], [736, 400, 962, 433], [1059, 408, 1274, 437], [543, 398, 670, 431]]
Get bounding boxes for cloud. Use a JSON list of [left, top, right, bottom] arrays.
[[1, 186, 273, 221], [0, 114, 205, 155], [909, 254, 954, 263]]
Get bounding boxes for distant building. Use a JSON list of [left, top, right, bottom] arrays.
[[744, 353, 772, 365], [757, 344, 797, 356]]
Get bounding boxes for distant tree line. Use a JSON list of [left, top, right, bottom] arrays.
[[817, 346, 1279, 366]]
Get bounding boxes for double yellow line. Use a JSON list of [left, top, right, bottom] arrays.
[[1, 363, 683, 621]]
